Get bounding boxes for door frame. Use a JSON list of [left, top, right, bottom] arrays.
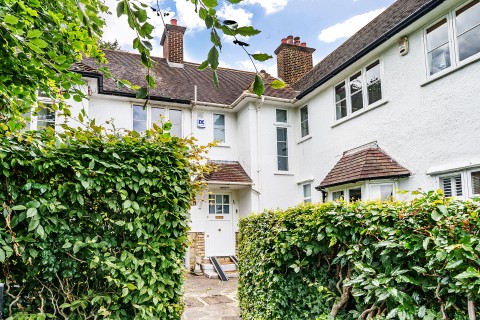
[[205, 192, 235, 257]]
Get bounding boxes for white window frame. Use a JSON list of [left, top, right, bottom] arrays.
[[300, 105, 309, 138], [438, 173, 465, 199], [275, 109, 289, 172], [213, 113, 226, 143], [132, 104, 183, 136], [328, 184, 364, 202], [303, 183, 312, 203], [424, 0, 480, 78], [328, 181, 398, 202], [468, 169, 480, 197], [333, 59, 383, 122], [29, 95, 57, 130], [368, 182, 396, 201], [437, 167, 480, 199]]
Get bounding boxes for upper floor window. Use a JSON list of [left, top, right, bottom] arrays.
[[300, 106, 309, 138], [213, 114, 225, 143], [276, 109, 288, 123], [37, 104, 56, 129], [425, 1, 480, 76], [335, 60, 382, 121], [133, 105, 182, 136]]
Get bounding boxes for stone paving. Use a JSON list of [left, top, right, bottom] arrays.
[[182, 274, 241, 320]]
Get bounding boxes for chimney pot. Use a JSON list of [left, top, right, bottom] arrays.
[[287, 35, 293, 39], [294, 36, 300, 41], [281, 38, 287, 44], [170, 19, 177, 25], [301, 42, 307, 47], [274, 35, 316, 84], [287, 35, 294, 44]]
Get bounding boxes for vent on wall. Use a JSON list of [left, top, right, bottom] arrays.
[[399, 36, 409, 56]]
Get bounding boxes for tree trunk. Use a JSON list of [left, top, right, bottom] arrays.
[[468, 300, 476, 320]]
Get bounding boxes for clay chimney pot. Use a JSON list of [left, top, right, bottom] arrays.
[[170, 19, 177, 25]]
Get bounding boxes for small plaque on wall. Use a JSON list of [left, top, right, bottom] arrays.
[[197, 118, 206, 128]]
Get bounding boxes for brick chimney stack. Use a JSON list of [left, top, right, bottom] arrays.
[[160, 19, 186, 64], [274, 36, 316, 84]]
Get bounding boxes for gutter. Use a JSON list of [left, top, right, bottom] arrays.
[[315, 173, 411, 191], [297, 0, 446, 100]]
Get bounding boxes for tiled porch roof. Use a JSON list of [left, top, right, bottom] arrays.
[[205, 161, 252, 184]]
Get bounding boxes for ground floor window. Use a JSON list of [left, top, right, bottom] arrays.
[[328, 181, 398, 202], [303, 184, 312, 203], [437, 168, 480, 199], [369, 183, 394, 201], [209, 194, 230, 214]]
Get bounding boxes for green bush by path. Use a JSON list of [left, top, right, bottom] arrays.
[[238, 192, 480, 320], [0, 126, 206, 319]]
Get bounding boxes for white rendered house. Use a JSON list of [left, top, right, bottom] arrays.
[[31, 0, 480, 266]]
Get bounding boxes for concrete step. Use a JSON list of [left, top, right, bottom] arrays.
[[204, 269, 239, 279], [201, 263, 237, 272], [202, 256, 235, 265]]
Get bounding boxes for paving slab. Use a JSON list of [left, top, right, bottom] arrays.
[[182, 274, 241, 320]]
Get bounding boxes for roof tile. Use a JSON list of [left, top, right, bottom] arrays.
[[205, 161, 252, 184]]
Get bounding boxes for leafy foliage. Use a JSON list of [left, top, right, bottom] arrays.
[[238, 191, 480, 320], [0, 124, 208, 319]]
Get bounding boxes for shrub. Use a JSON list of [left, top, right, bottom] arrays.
[[238, 192, 480, 320], [0, 126, 205, 319]]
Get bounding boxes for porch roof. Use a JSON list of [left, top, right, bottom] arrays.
[[205, 161, 252, 185]]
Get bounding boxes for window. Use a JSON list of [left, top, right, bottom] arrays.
[[300, 106, 309, 137], [276, 109, 287, 123], [348, 187, 362, 202], [335, 60, 382, 120], [37, 105, 56, 129], [133, 105, 182, 136], [370, 184, 394, 201], [209, 194, 230, 214], [303, 184, 312, 203], [471, 171, 480, 196], [441, 175, 463, 197], [332, 191, 344, 201], [213, 114, 225, 142], [277, 127, 288, 171], [425, 1, 480, 76]]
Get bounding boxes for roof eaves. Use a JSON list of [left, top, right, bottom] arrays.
[[296, 0, 446, 100]]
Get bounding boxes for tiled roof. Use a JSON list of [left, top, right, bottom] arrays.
[[205, 161, 252, 184], [319, 144, 410, 188], [294, 0, 443, 96], [79, 50, 297, 105]]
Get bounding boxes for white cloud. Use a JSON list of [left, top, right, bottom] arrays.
[[217, 4, 253, 42], [318, 8, 385, 43], [173, 0, 205, 32], [241, 0, 288, 15], [238, 59, 277, 77]]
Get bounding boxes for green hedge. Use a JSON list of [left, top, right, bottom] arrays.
[[0, 127, 203, 319], [238, 192, 480, 320]]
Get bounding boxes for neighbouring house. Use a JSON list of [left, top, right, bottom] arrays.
[[29, 0, 480, 269]]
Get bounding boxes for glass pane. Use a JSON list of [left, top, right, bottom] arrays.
[[216, 205, 223, 214], [213, 114, 225, 126], [209, 205, 215, 214], [301, 121, 309, 137], [133, 105, 147, 121], [367, 81, 382, 105], [456, 1, 480, 35], [428, 44, 451, 75], [351, 91, 363, 113], [223, 205, 230, 214], [277, 142, 288, 156], [214, 127, 225, 142], [455, 176, 463, 196], [151, 107, 166, 125], [458, 25, 480, 61], [300, 106, 308, 122], [348, 188, 362, 202], [215, 195, 222, 203], [442, 177, 453, 197], [276, 109, 287, 123], [365, 61, 381, 86], [278, 156, 288, 171], [426, 19, 449, 51], [169, 109, 182, 137], [336, 100, 347, 120], [133, 121, 147, 132], [335, 83, 346, 102], [380, 185, 394, 200], [303, 184, 311, 198], [332, 191, 344, 201], [277, 127, 287, 142], [223, 195, 229, 203], [350, 72, 363, 93], [472, 171, 480, 195]]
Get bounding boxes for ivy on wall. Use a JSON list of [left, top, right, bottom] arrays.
[[0, 125, 208, 319], [238, 192, 480, 320]]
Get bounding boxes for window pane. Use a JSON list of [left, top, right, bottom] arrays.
[[278, 156, 288, 171], [209, 205, 215, 214], [301, 121, 309, 137], [214, 128, 225, 142], [37, 106, 55, 129], [336, 100, 347, 120], [350, 72, 363, 93], [367, 81, 382, 105], [277, 127, 287, 141], [457, 26, 480, 61], [335, 83, 346, 102], [300, 106, 308, 122], [303, 184, 311, 198], [426, 19, 450, 51], [371, 184, 394, 200], [223, 205, 230, 214], [456, 1, 480, 35], [151, 107, 166, 125], [351, 91, 363, 113], [223, 195, 229, 203], [213, 114, 225, 126], [215, 195, 222, 203], [133, 121, 147, 132], [428, 43, 452, 75], [276, 109, 287, 123], [455, 176, 463, 196], [277, 142, 288, 156], [442, 177, 453, 197], [332, 191, 344, 201], [133, 105, 147, 121], [216, 205, 223, 214], [472, 171, 480, 195], [169, 109, 182, 137], [366, 61, 381, 86], [348, 188, 362, 202]]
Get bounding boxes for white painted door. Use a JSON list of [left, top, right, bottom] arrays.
[[205, 194, 235, 257]]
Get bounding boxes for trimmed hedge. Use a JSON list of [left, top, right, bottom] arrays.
[[0, 127, 204, 319], [238, 192, 480, 320]]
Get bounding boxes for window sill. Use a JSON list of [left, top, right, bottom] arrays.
[[213, 144, 230, 148], [273, 122, 290, 127], [331, 100, 388, 128], [274, 171, 294, 176], [421, 55, 480, 87], [297, 135, 312, 144]]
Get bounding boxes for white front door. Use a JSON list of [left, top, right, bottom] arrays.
[[205, 194, 235, 257]]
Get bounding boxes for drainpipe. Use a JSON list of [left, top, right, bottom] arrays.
[[256, 96, 265, 211]]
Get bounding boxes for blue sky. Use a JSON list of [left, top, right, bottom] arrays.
[[102, 0, 396, 76]]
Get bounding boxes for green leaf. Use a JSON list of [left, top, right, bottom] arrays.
[[136, 87, 148, 99], [4, 14, 19, 25], [62, 242, 72, 249], [251, 53, 272, 62], [36, 224, 45, 238], [146, 74, 155, 89], [30, 38, 48, 48], [202, 0, 218, 8], [228, 0, 243, 3], [123, 200, 132, 210], [236, 26, 261, 37], [455, 267, 480, 279], [137, 9, 148, 23], [271, 79, 286, 89], [0, 248, 5, 263], [437, 205, 448, 215], [122, 287, 129, 297], [423, 237, 430, 250], [431, 210, 443, 221], [446, 260, 463, 269], [27, 207, 38, 218], [253, 74, 265, 97], [27, 29, 43, 38], [212, 71, 219, 88], [207, 46, 219, 70], [11, 205, 26, 211], [116, 1, 125, 17], [198, 60, 209, 71]]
